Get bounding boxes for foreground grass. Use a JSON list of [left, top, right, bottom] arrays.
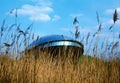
[[0, 52, 120, 83], [0, 8, 120, 83]]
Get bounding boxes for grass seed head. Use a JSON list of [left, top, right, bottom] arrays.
[[113, 9, 118, 23]]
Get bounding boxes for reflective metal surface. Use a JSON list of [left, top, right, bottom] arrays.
[[42, 41, 82, 48], [28, 35, 83, 49]]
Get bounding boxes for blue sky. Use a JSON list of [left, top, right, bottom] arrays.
[[0, 0, 120, 55]]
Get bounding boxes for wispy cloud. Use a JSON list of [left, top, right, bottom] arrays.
[[104, 19, 114, 25], [104, 19, 120, 25], [52, 15, 60, 21], [102, 7, 120, 26], [105, 7, 120, 15], [29, 14, 51, 21], [31, 0, 52, 6], [60, 26, 94, 36]]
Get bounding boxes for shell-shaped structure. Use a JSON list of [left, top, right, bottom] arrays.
[[28, 35, 84, 57]]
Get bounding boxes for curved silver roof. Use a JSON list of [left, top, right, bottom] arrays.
[[28, 35, 83, 49]]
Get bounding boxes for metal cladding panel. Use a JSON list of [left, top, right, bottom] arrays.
[[37, 35, 73, 44], [28, 35, 83, 49], [42, 41, 82, 48]]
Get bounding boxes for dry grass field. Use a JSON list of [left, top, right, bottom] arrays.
[[0, 51, 120, 83], [0, 9, 120, 83]]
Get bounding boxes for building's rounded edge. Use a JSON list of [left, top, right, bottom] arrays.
[[27, 35, 84, 54]]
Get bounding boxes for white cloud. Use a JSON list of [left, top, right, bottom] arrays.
[[9, 0, 53, 22], [105, 7, 120, 15], [8, 0, 62, 22], [104, 19, 114, 25], [102, 18, 120, 27], [29, 14, 51, 21], [52, 15, 60, 21], [18, 4, 53, 15], [102, 7, 120, 26], [105, 9, 114, 15], [17, 4, 53, 21]]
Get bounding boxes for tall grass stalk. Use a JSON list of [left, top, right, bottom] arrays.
[[0, 9, 120, 83], [0, 52, 120, 83]]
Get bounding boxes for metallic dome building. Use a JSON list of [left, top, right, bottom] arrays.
[[28, 35, 84, 57]]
